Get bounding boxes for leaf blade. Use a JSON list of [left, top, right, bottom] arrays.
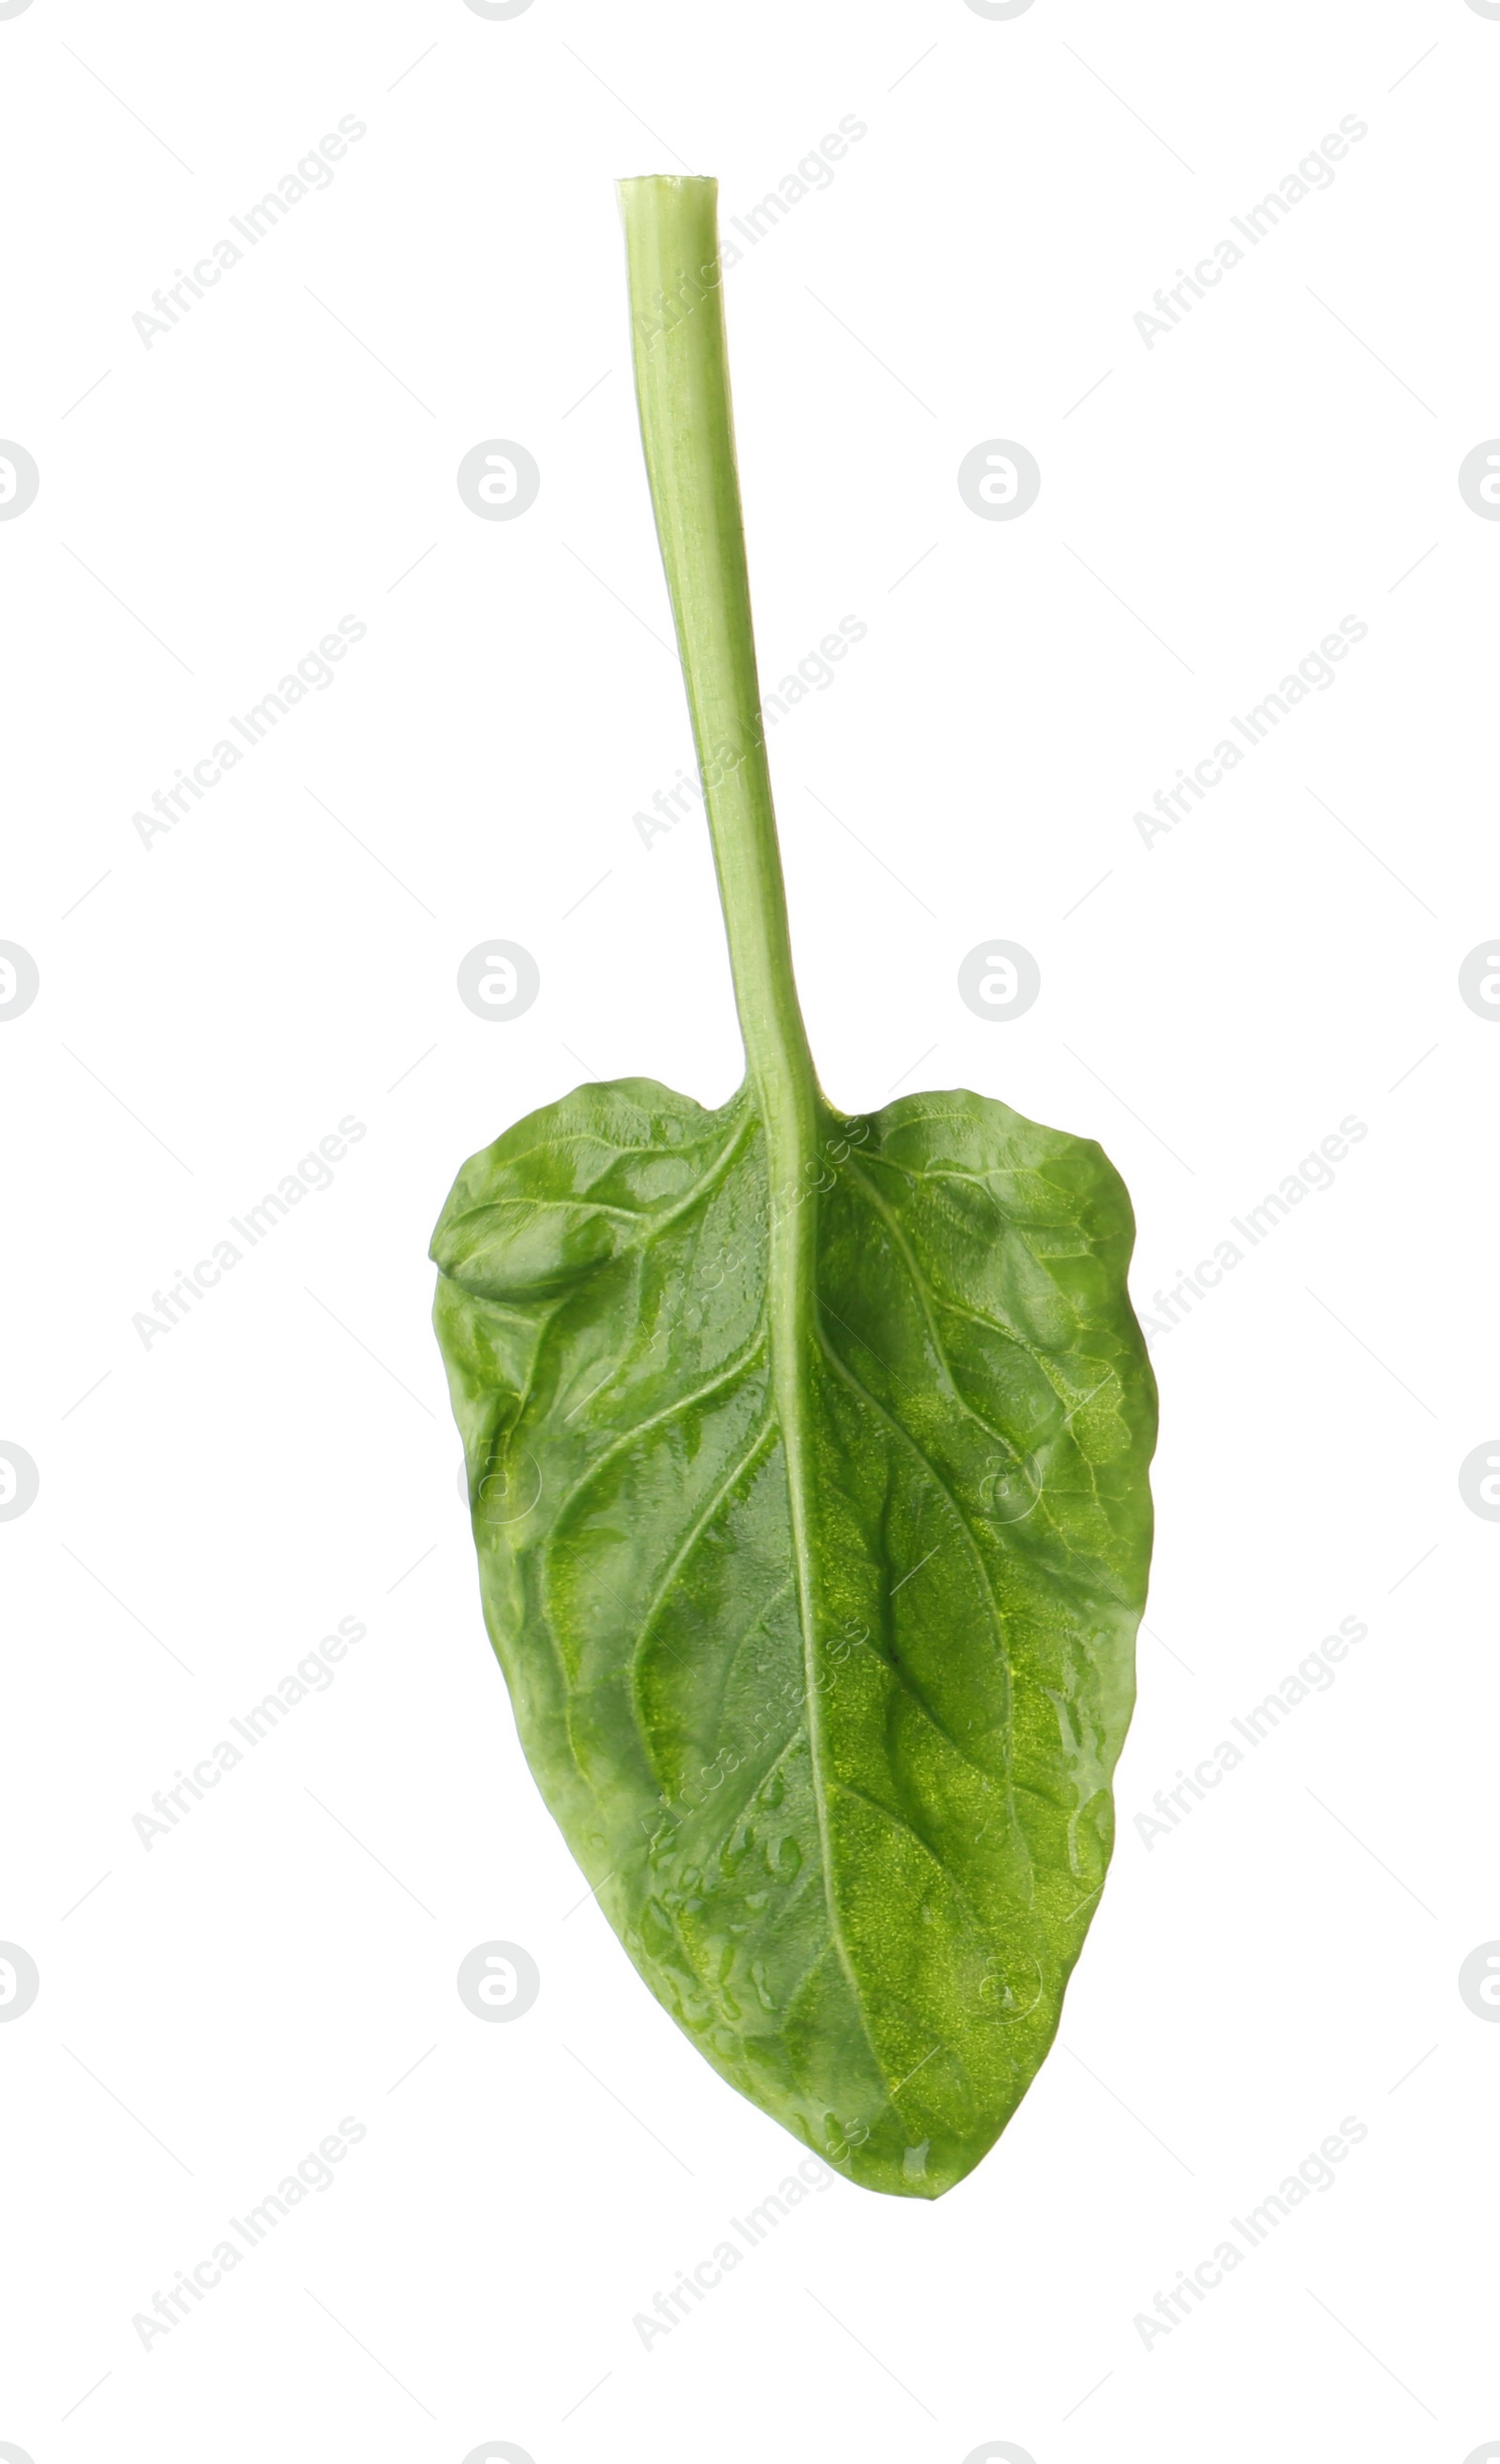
[[432, 1077, 1155, 2195]]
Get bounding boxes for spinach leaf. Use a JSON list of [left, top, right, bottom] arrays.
[[431, 175, 1156, 2198]]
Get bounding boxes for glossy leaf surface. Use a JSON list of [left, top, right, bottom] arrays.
[[432, 1076, 1154, 2195]]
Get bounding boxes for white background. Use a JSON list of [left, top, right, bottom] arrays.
[[2, 1, 1497, 2458]]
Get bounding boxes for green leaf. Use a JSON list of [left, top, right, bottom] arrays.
[[432, 176, 1156, 2196], [433, 1077, 1153, 2196]]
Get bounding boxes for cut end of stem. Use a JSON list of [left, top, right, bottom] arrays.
[[617, 173, 716, 200]]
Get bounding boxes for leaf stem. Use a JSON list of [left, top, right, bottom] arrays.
[[619, 176, 821, 1157]]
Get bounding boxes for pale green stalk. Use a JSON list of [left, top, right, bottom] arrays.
[[618, 175, 822, 1171]]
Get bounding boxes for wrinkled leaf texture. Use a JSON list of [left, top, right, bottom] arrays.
[[432, 1072, 1155, 2197]]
